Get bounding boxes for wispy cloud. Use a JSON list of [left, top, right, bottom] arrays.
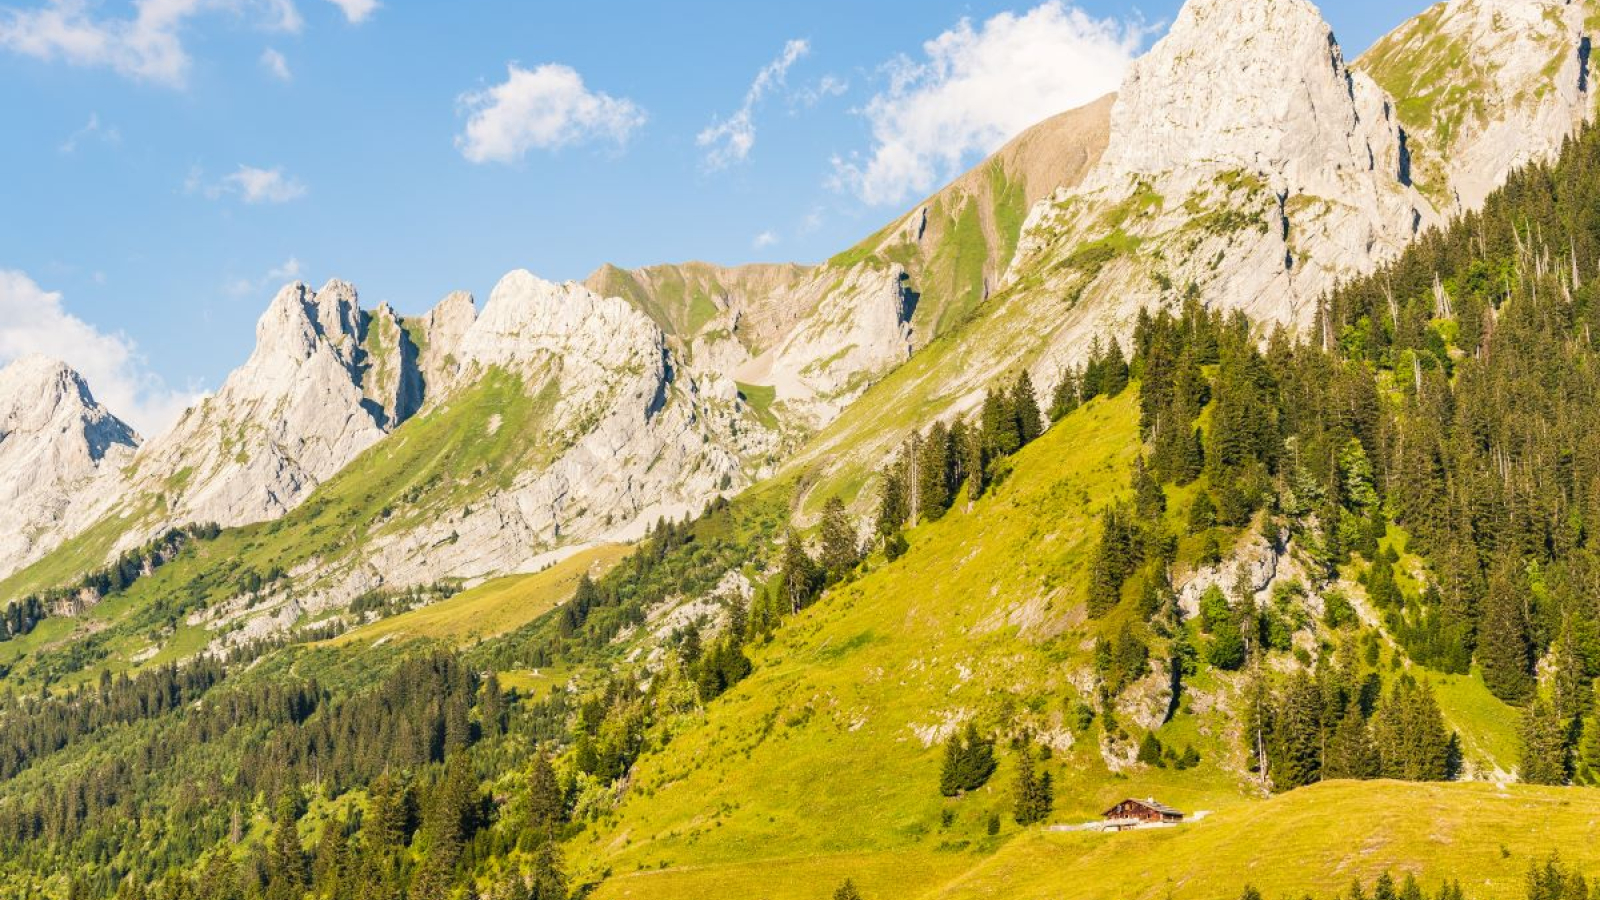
[[793, 74, 848, 109], [59, 112, 120, 153], [260, 46, 290, 80], [831, 2, 1144, 206], [0, 269, 199, 436], [752, 230, 779, 249], [0, 0, 308, 87], [324, 0, 377, 24], [456, 63, 646, 164], [226, 256, 303, 297], [697, 38, 809, 170], [190, 164, 308, 204]]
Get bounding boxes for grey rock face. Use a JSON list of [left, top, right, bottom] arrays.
[[0, 356, 139, 580], [1363, 0, 1597, 213], [414, 290, 478, 397]]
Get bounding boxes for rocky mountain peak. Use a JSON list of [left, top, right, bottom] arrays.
[[0, 355, 138, 461], [1007, 0, 1434, 337], [255, 280, 363, 371], [1087, 0, 1410, 204], [414, 290, 477, 397], [459, 271, 664, 380], [0, 356, 139, 581]]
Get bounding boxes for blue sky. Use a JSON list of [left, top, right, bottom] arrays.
[[0, 0, 1432, 433]]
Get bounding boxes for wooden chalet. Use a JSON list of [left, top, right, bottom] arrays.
[[1102, 797, 1184, 830]]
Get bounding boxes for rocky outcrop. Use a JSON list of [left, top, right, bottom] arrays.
[[121, 280, 397, 531], [359, 302, 423, 428], [588, 259, 917, 430], [0, 357, 139, 581], [413, 290, 477, 396], [216, 272, 781, 630], [737, 263, 916, 423], [1362, 0, 1596, 212], [1012, 0, 1436, 339]]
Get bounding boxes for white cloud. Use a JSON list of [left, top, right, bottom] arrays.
[[0, 269, 198, 436], [0, 0, 307, 87], [260, 46, 290, 80], [832, 2, 1144, 206], [226, 256, 302, 297], [456, 63, 646, 164], [263, 0, 301, 33], [192, 164, 307, 203], [752, 230, 779, 249], [793, 74, 848, 109], [324, 0, 376, 24], [697, 38, 809, 170], [59, 112, 120, 153]]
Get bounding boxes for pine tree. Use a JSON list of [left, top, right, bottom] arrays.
[[1134, 456, 1167, 520], [917, 423, 952, 521], [820, 498, 861, 580], [528, 840, 568, 900], [780, 529, 821, 614], [1323, 700, 1381, 780], [1520, 699, 1572, 785], [1479, 557, 1535, 703], [1012, 742, 1054, 825], [1050, 369, 1080, 422], [834, 879, 864, 900], [528, 752, 565, 836], [940, 723, 997, 796], [1013, 369, 1044, 446]]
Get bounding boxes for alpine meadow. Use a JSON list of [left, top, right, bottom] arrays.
[[6, 1, 1600, 899]]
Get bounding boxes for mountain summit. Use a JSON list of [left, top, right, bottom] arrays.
[[0, 356, 138, 580]]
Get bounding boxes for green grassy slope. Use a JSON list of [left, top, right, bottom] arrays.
[[933, 780, 1600, 900], [593, 782, 1600, 900], [327, 543, 628, 648], [567, 393, 1254, 895]]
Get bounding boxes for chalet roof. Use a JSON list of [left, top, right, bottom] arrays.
[[1104, 797, 1183, 817]]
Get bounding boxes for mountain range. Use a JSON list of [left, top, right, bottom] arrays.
[[3, 1, 1599, 898]]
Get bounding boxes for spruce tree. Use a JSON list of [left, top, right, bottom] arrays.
[[528, 752, 565, 836], [1102, 337, 1131, 396], [1373, 677, 1456, 781], [780, 529, 821, 614], [266, 792, 306, 899], [1520, 700, 1572, 785], [1012, 742, 1053, 825], [1013, 369, 1044, 446], [834, 879, 864, 900], [1050, 370, 1080, 421], [875, 462, 909, 539], [1134, 456, 1167, 520], [528, 840, 568, 900], [1323, 700, 1381, 780], [1479, 557, 1536, 703], [940, 723, 997, 796], [1269, 671, 1324, 791], [981, 389, 1021, 458], [917, 423, 952, 521], [820, 498, 861, 580]]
